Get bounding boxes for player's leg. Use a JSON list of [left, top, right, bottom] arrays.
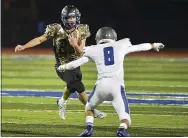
[[62, 86, 71, 101], [76, 91, 106, 119], [55, 68, 74, 120], [79, 85, 104, 137], [55, 66, 72, 101], [56, 67, 90, 120], [56, 86, 72, 119], [73, 67, 88, 105], [77, 91, 88, 104], [58, 86, 71, 104], [74, 67, 106, 119], [112, 85, 131, 137]]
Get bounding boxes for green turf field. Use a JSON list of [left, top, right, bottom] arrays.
[[1, 55, 188, 137], [2, 97, 188, 137]]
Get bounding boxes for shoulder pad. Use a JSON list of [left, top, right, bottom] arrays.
[[77, 24, 90, 40], [44, 23, 61, 37]]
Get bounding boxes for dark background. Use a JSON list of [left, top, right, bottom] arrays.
[[2, 0, 188, 49]]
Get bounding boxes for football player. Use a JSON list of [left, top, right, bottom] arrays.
[[57, 27, 165, 136], [15, 5, 106, 120]]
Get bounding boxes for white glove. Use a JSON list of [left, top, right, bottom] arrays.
[[57, 64, 66, 72], [153, 43, 165, 52]]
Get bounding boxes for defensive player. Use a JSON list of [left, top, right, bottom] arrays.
[[14, 5, 106, 120], [57, 27, 165, 136]]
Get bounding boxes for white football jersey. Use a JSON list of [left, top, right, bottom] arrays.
[[83, 39, 130, 86], [83, 38, 152, 86]]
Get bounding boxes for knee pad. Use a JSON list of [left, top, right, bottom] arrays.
[[67, 81, 85, 93]]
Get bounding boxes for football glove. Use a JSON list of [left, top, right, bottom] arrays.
[[153, 43, 165, 52], [57, 64, 66, 72]]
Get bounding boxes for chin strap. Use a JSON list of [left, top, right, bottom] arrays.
[[61, 22, 77, 34]]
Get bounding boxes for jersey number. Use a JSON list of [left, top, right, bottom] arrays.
[[103, 47, 114, 66]]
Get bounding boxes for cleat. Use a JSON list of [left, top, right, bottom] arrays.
[[79, 129, 93, 137], [79, 125, 93, 137], [117, 128, 130, 137], [94, 110, 107, 119], [57, 98, 66, 120]]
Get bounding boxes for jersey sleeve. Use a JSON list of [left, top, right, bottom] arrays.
[[126, 43, 152, 55], [44, 23, 60, 38], [117, 38, 132, 55], [118, 38, 152, 55], [77, 24, 91, 40], [83, 46, 91, 57], [65, 56, 90, 70], [83, 46, 94, 61]]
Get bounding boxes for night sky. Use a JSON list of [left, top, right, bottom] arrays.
[[2, 0, 188, 48]]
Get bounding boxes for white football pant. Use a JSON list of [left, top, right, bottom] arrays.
[[86, 78, 131, 126]]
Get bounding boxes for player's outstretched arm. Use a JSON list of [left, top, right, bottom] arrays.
[[57, 56, 90, 72], [126, 43, 165, 54], [15, 34, 50, 52]]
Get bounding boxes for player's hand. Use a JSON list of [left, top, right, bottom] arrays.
[[15, 45, 25, 52], [153, 43, 165, 52], [68, 30, 79, 48], [57, 64, 66, 72]]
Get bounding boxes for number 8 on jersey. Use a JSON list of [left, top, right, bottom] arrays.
[[103, 47, 115, 66]]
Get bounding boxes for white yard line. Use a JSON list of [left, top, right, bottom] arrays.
[[3, 109, 187, 116]]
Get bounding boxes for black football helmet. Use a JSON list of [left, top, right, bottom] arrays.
[[61, 5, 81, 30], [95, 27, 117, 44]]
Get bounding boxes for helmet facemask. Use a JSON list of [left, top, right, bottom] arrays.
[[61, 5, 81, 30]]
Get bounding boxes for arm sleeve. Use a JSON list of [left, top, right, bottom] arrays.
[[65, 57, 90, 70], [126, 43, 152, 54]]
